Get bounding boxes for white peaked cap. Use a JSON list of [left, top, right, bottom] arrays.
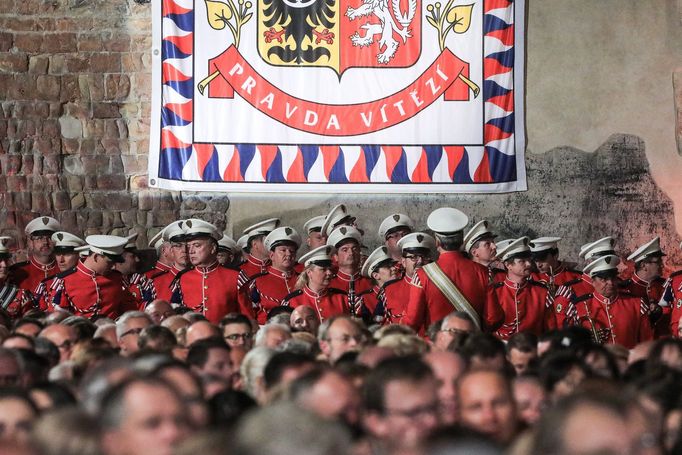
[[583, 254, 620, 277], [579, 236, 616, 260], [299, 245, 333, 267], [303, 215, 326, 234], [25, 216, 61, 235], [218, 235, 238, 252], [124, 232, 139, 250], [426, 208, 468, 235], [529, 237, 562, 253], [397, 232, 436, 253], [184, 219, 221, 241], [627, 237, 665, 263], [0, 236, 12, 257], [163, 220, 187, 242], [361, 246, 395, 278], [496, 237, 531, 262], [378, 213, 414, 240], [463, 220, 495, 252], [264, 227, 302, 251], [321, 204, 353, 236], [237, 234, 249, 251], [52, 231, 86, 250], [79, 235, 128, 262], [327, 225, 363, 249], [243, 218, 280, 237]]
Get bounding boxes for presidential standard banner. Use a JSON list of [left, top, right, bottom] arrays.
[[149, 0, 526, 193]]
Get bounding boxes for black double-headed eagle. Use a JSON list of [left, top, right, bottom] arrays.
[[262, 0, 335, 63]]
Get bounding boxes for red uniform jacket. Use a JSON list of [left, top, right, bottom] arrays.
[[662, 271, 682, 336], [531, 264, 582, 293], [553, 274, 594, 328], [328, 270, 373, 316], [359, 278, 410, 325], [620, 274, 668, 338], [171, 262, 249, 324], [127, 273, 157, 310], [492, 278, 556, 340], [144, 261, 172, 279], [151, 266, 184, 302], [10, 258, 60, 294], [0, 282, 36, 319], [403, 251, 504, 332], [571, 291, 653, 349], [283, 287, 349, 322], [50, 262, 136, 319], [238, 255, 270, 290], [242, 267, 299, 324], [489, 267, 506, 284]]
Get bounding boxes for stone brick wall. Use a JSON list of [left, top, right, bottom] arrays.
[[0, 0, 174, 255]]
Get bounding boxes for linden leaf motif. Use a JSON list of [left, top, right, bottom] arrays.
[[393, 214, 400, 222], [42, 217, 49, 224], [285, 227, 292, 235], [205, 0, 233, 30], [446, 4, 474, 34], [340, 227, 347, 235], [417, 234, 424, 242]]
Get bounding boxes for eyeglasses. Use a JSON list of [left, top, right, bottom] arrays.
[[404, 254, 427, 262], [120, 327, 144, 338], [30, 234, 52, 241], [224, 332, 253, 341]]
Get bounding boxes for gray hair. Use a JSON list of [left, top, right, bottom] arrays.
[[240, 346, 275, 400], [115, 311, 152, 338], [255, 323, 291, 347]]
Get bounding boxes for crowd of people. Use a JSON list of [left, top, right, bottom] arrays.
[[0, 204, 681, 454]]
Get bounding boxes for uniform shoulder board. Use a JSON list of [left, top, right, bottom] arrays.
[[670, 270, 682, 278], [492, 281, 504, 289], [149, 269, 169, 280], [528, 279, 548, 288], [328, 287, 347, 295], [282, 289, 303, 302], [174, 268, 192, 281], [9, 261, 28, 270], [383, 278, 402, 289], [56, 268, 77, 279], [572, 293, 593, 303], [563, 278, 582, 287]]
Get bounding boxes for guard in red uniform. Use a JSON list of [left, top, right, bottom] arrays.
[[10, 216, 61, 293], [320, 204, 357, 238], [464, 220, 505, 283], [570, 255, 653, 348], [378, 213, 414, 262], [217, 234, 239, 267], [326, 226, 372, 317], [0, 237, 36, 319], [241, 226, 301, 324], [144, 226, 174, 278], [358, 246, 407, 325], [303, 215, 328, 250], [115, 233, 156, 310], [621, 237, 668, 337], [396, 232, 436, 288], [529, 236, 581, 293], [238, 218, 280, 289], [283, 245, 350, 322], [404, 207, 504, 333], [171, 219, 250, 323], [151, 221, 190, 302], [34, 231, 85, 311], [50, 235, 136, 319], [492, 237, 556, 340], [553, 236, 616, 328], [663, 269, 682, 337]]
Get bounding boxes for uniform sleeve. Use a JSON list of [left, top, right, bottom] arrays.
[[482, 285, 504, 333], [554, 285, 576, 328], [403, 273, 427, 332], [544, 290, 557, 331], [49, 278, 68, 312], [638, 298, 654, 343], [238, 286, 255, 319]]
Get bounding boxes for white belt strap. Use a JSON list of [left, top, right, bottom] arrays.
[[423, 262, 481, 331]]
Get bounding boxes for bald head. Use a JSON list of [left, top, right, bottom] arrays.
[[162, 315, 190, 333], [185, 321, 221, 346], [145, 300, 174, 324], [290, 305, 320, 335]]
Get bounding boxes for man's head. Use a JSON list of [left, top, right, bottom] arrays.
[[116, 312, 152, 357], [362, 246, 397, 286], [328, 227, 362, 272], [290, 305, 320, 335], [318, 316, 365, 364], [457, 369, 517, 444], [262, 351, 316, 397], [378, 214, 414, 260], [423, 350, 466, 425], [137, 326, 177, 353], [459, 333, 507, 371], [51, 231, 85, 272], [220, 313, 255, 351], [216, 235, 237, 266], [0, 349, 21, 387], [304, 215, 327, 249], [507, 332, 538, 375], [628, 237, 665, 282], [362, 356, 439, 450], [513, 374, 547, 427], [265, 230, 299, 273], [0, 238, 11, 284], [529, 237, 562, 274], [427, 207, 468, 252], [290, 367, 359, 427], [100, 377, 191, 455], [254, 323, 291, 349], [186, 338, 233, 382], [464, 220, 497, 266], [114, 250, 139, 276], [584, 255, 621, 299], [243, 218, 280, 261], [433, 312, 475, 351], [182, 219, 222, 268], [39, 324, 78, 363], [144, 300, 174, 324], [25, 216, 60, 263], [185, 321, 221, 347], [397, 232, 435, 279], [497, 237, 533, 280]]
